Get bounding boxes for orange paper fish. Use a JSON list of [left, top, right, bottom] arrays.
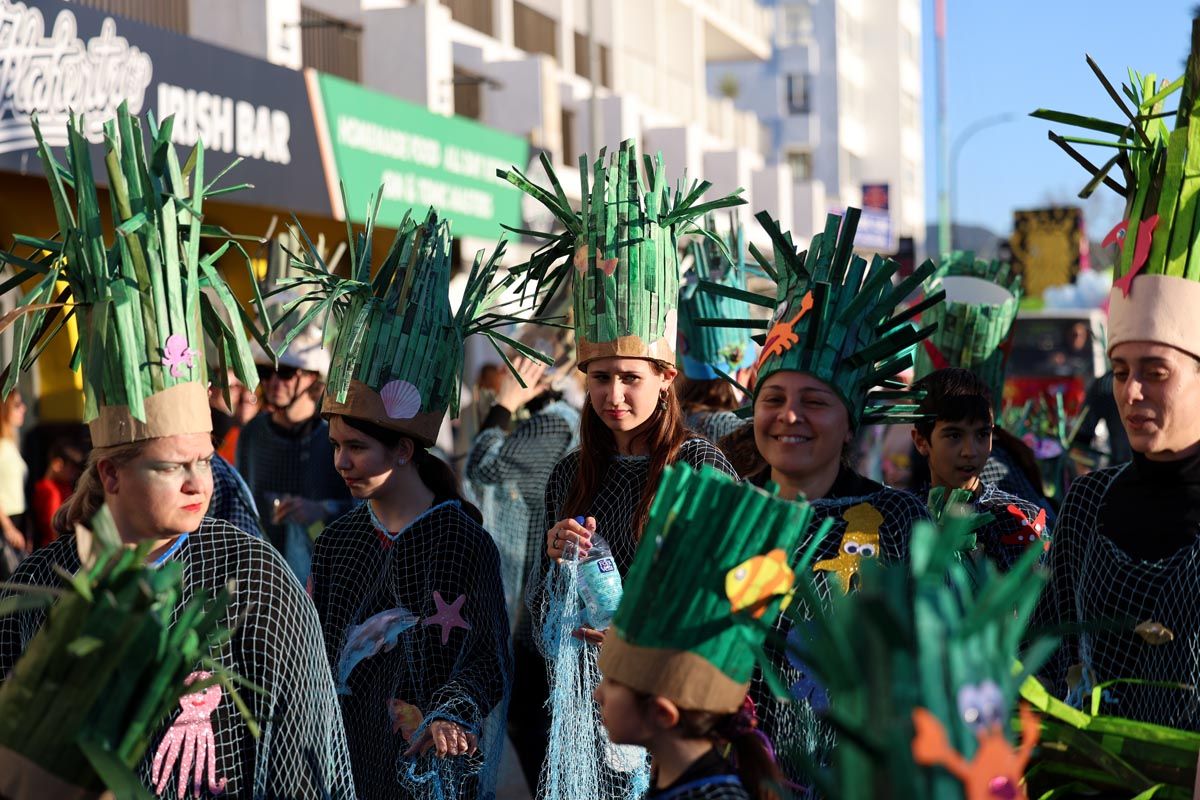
[[726, 548, 795, 619], [388, 698, 425, 741]]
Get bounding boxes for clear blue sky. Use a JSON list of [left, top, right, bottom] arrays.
[[922, 0, 1198, 238]]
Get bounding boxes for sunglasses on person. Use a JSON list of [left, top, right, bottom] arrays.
[[256, 364, 300, 381]]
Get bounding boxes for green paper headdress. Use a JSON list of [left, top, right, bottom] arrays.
[[597, 462, 825, 713], [678, 218, 759, 381], [1032, 20, 1200, 359], [498, 141, 745, 368], [281, 203, 551, 447], [708, 209, 943, 427], [0, 104, 267, 447], [914, 252, 1022, 407]]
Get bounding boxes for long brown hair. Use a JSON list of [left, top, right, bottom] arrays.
[[565, 362, 689, 541], [678, 376, 739, 415], [0, 392, 22, 441], [53, 440, 147, 535]]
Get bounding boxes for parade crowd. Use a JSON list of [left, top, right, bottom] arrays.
[[0, 24, 1199, 800]]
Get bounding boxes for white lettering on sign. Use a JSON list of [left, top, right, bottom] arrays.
[[337, 115, 440, 167], [382, 168, 494, 219], [0, 0, 153, 153], [157, 82, 291, 164]]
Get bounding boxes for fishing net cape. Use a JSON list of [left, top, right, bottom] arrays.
[[534, 439, 737, 800], [0, 519, 354, 799], [310, 501, 512, 800]]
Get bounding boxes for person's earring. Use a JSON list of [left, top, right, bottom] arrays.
[[396, 458, 408, 467], [659, 390, 668, 411]]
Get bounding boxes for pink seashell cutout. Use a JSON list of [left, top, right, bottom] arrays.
[[380, 379, 422, 419]]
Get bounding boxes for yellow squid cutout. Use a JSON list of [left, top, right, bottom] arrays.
[[813, 503, 883, 594]]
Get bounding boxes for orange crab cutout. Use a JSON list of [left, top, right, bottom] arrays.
[[911, 702, 1040, 800], [754, 290, 815, 371]]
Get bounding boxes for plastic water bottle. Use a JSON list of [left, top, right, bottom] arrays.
[[572, 517, 624, 630]]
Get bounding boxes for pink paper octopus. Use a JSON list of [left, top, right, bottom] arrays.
[[151, 671, 228, 798]]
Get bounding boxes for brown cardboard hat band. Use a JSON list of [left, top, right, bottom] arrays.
[[1108, 275, 1200, 360], [576, 336, 677, 370], [322, 379, 445, 447], [597, 631, 748, 714], [88, 382, 212, 448], [0, 746, 108, 800]]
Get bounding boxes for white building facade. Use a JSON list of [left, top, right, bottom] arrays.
[[707, 0, 925, 257]]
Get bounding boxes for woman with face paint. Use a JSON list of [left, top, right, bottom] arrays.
[[498, 142, 742, 800], [0, 110, 353, 798], [1035, 35, 1200, 731], [709, 209, 940, 785], [304, 210, 532, 800]]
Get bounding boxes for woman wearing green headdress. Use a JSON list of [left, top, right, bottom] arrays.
[[300, 208, 527, 800], [707, 209, 938, 784], [499, 142, 742, 800], [677, 220, 757, 446], [0, 109, 354, 797], [1033, 24, 1200, 730]]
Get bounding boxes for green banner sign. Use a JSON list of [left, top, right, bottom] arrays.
[[312, 72, 529, 240]]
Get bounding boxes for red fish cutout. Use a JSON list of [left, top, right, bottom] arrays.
[[1001, 505, 1048, 551], [912, 702, 1040, 800], [922, 339, 951, 370], [1104, 215, 1159, 297]]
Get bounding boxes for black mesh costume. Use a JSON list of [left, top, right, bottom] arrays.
[[208, 453, 263, 538], [685, 410, 749, 447], [972, 481, 1051, 572], [1038, 464, 1200, 729], [533, 437, 737, 800], [0, 519, 354, 799], [310, 500, 512, 800], [979, 444, 1054, 520], [749, 474, 931, 788]]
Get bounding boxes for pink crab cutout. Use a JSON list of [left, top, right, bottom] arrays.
[[151, 671, 228, 798]]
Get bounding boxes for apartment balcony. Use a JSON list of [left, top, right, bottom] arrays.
[[697, 0, 772, 62], [705, 95, 766, 155]]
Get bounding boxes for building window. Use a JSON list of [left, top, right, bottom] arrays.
[[901, 91, 919, 131], [786, 151, 813, 182], [300, 6, 361, 82], [573, 32, 611, 88], [514, 2, 558, 60], [444, 0, 494, 37], [453, 68, 483, 120], [785, 74, 810, 115], [776, 4, 812, 47], [69, 0, 189, 34], [561, 108, 577, 166], [845, 152, 863, 185]]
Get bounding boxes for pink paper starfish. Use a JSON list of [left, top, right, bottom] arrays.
[[422, 591, 471, 645]]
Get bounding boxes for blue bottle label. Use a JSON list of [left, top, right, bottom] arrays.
[[579, 556, 623, 629]]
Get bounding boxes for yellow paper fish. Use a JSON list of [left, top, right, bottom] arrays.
[[388, 698, 424, 741], [813, 503, 883, 594], [726, 548, 795, 618]]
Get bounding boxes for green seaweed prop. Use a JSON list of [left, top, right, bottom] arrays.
[[275, 201, 554, 446], [915, 252, 1022, 408], [0, 507, 255, 799], [498, 140, 745, 368], [0, 104, 269, 447], [783, 511, 1053, 799], [703, 209, 944, 427]]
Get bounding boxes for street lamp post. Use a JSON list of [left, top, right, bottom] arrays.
[[949, 112, 1019, 251]]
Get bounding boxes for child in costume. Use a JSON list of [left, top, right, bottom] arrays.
[[910, 368, 1050, 571], [0, 107, 354, 798], [912, 252, 1053, 515], [595, 463, 808, 800], [499, 142, 743, 800], [677, 219, 758, 446], [1033, 21, 1200, 730], [302, 207, 528, 799], [703, 209, 939, 784]]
